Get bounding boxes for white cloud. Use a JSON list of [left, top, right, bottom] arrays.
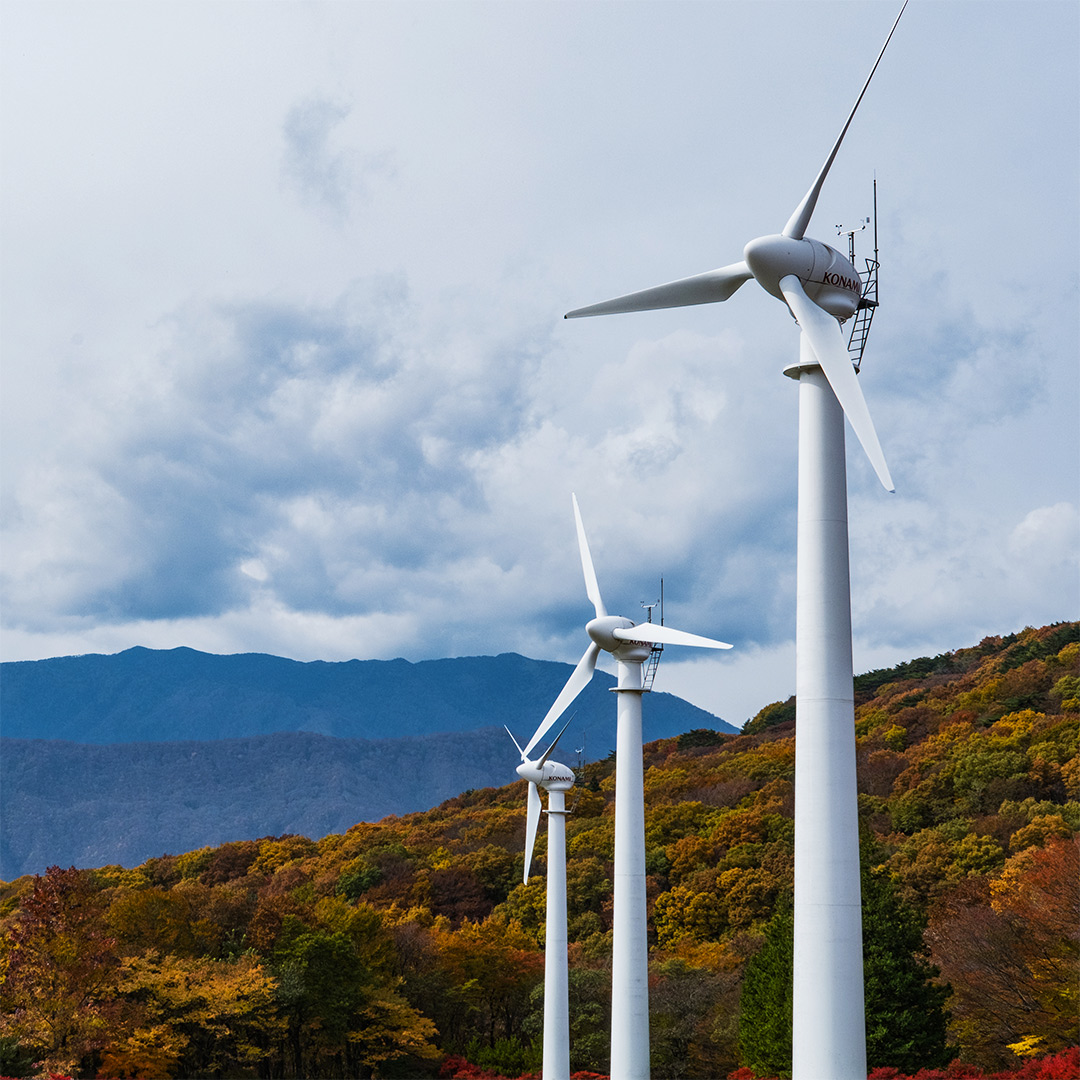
[[852, 497, 1079, 652], [1008, 502, 1080, 561], [658, 642, 797, 731]]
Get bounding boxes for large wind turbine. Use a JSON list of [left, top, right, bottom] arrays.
[[523, 493, 731, 1080], [507, 722, 576, 1080], [563, 7, 908, 1079]]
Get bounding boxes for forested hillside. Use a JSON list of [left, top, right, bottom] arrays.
[[1, 622, 1076, 1080], [0, 729, 519, 879]]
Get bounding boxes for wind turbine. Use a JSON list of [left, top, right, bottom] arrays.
[[562, 7, 908, 1079], [523, 493, 731, 1080], [507, 720, 576, 1080]]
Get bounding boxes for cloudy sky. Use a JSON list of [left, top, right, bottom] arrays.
[[2, 1, 1077, 727]]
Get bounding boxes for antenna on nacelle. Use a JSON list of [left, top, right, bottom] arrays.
[[843, 176, 881, 371], [642, 577, 665, 691]]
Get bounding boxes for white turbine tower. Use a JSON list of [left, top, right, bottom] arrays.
[[523, 493, 731, 1080], [507, 721, 576, 1080], [563, 7, 907, 1079]]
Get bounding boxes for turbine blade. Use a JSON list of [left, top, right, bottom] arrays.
[[572, 493, 606, 619], [779, 275, 895, 491], [538, 713, 577, 767], [522, 642, 601, 759], [612, 623, 733, 650], [564, 262, 752, 319], [523, 781, 541, 882], [782, 1, 907, 240], [504, 725, 525, 757]]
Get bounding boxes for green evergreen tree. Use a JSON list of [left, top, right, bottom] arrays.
[[738, 905, 793, 1077], [862, 866, 955, 1071], [737, 863, 954, 1076], [0, 1036, 38, 1079]]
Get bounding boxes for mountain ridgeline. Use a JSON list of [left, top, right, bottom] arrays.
[[0, 646, 735, 744]]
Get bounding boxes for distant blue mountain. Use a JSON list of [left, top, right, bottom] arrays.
[[0, 648, 736, 878], [0, 646, 735, 746]]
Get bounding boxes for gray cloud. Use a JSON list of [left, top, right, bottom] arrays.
[[281, 97, 394, 218], [2, 277, 555, 629]]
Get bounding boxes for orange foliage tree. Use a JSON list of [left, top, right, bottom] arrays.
[[927, 837, 1079, 1069]]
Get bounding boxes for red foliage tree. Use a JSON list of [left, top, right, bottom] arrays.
[[0, 867, 123, 1075]]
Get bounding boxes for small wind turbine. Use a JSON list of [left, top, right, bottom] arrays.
[[563, 7, 908, 1079], [507, 720, 576, 1080], [523, 493, 731, 1080]]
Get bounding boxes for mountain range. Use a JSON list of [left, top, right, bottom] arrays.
[[0, 647, 734, 878]]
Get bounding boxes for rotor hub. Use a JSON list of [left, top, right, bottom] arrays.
[[586, 615, 635, 653]]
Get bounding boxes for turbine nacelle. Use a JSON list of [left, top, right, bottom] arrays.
[[743, 234, 862, 321], [516, 758, 576, 791]]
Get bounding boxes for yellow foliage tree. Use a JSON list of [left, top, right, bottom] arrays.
[[101, 951, 283, 1077]]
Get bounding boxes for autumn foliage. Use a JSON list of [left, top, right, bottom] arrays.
[[0, 622, 1076, 1078]]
